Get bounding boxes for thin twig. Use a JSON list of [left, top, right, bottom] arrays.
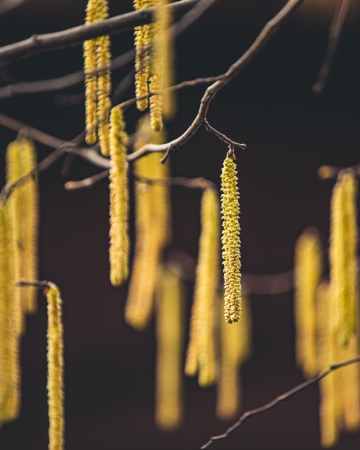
[[201, 356, 360, 449], [133, 0, 305, 164], [64, 170, 110, 190], [17, 279, 51, 289], [0, 0, 196, 65], [204, 119, 246, 149], [312, 0, 351, 94]]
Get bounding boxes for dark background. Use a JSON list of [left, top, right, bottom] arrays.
[[1, 0, 360, 449]]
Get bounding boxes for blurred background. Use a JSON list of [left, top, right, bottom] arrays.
[[0, 0, 360, 449]]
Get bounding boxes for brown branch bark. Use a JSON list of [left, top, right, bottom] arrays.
[[131, 0, 305, 164], [0, 0, 196, 65], [201, 356, 360, 449]]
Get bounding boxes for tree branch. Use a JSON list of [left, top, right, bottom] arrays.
[[0, 0, 196, 65], [133, 0, 305, 164], [201, 356, 360, 449]]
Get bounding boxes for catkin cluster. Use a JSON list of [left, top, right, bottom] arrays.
[[155, 264, 183, 430], [134, 0, 174, 131], [109, 106, 129, 286], [185, 188, 220, 387], [46, 284, 64, 450], [125, 116, 171, 329], [294, 228, 322, 378], [84, 0, 112, 156], [221, 156, 241, 324]]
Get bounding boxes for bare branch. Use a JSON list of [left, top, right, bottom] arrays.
[[201, 356, 360, 449], [204, 119, 246, 149], [0, 0, 196, 65], [64, 170, 110, 191], [0, 0, 25, 15], [312, 0, 351, 94], [16, 279, 51, 289], [318, 163, 360, 180], [134, 0, 305, 164]]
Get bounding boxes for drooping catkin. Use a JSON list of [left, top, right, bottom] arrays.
[[125, 116, 171, 329], [0, 203, 20, 424], [329, 172, 358, 346], [316, 282, 339, 448], [294, 227, 322, 378], [155, 264, 183, 430], [216, 292, 251, 421], [46, 284, 64, 450], [221, 156, 241, 324], [84, 0, 112, 155], [109, 106, 129, 286], [6, 138, 39, 317], [185, 188, 220, 387]]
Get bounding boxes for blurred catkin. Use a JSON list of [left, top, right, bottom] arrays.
[[216, 292, 251, 421], [155, 264, 183, 430], [0, 203, 20, 424], [109, 106, 129, 286], [185, 188, 220, 386], [329, 172, 358, 346], [294, 227, 322, 378], [46, 284, 64, 450], [125, 116, 171, 329], [6, 138, 39, 318], [316, 282, 339, 448], [221, 156, 241, 324]]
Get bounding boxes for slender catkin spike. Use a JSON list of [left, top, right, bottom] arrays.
[[155, 264, 183, 430], [316, 282, 339, 448], [185, 189, 220, 386], [109, 106, 129, 286], [294, 227, 322, 378], [221, 155, 241, 324], [125, 116, 171, 329], [46, 284, 64, 450], [216, 292, 252, 421], [83, 0, 98, 145], [0, 203, 20, 424], [329, 172, 358, 346]]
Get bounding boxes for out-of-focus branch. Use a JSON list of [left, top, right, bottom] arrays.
[[201, 356, 360, 449], [0, 0, 25, 15], [317, 163, 360, 180], [0, 0, 196, 65], [132, 0, 305, 164], [312, 0, 351, 94]]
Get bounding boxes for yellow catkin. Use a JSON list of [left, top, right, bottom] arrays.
[[185, 188, 220, 387], [294, 227, 322, 378], [329, 172, 358, 346], [316, 282, 339, 448], [46, 284, 64, 450], [155, 264, 183, 430], [109, 106, 129, 286], [125, 116, 171, 329], [84, 0, 99, 145], [221, 156, 241, 324], [0, 203, 20, 424], [216, 292, 252, 421], [7, 139, 39, 317], [134, 0, 153, 111]]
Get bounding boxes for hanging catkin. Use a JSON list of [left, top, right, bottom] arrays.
[[294, 227, 322, 378], [216, 292, 252, 421], [125, 116, 171, 329], [185, 188, 220, 387], [221, 155, 241, 324], [46, 284, 64, 450], [329, 172, 358, 346], [6, 138, 39, 317], [109, 106, 129, 286], [134, 0, 153, 111], [84, 0, 112, 155], [155, 264, 183, 430], [316, 282, 339, 448], [0, 203, 20, 424]]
